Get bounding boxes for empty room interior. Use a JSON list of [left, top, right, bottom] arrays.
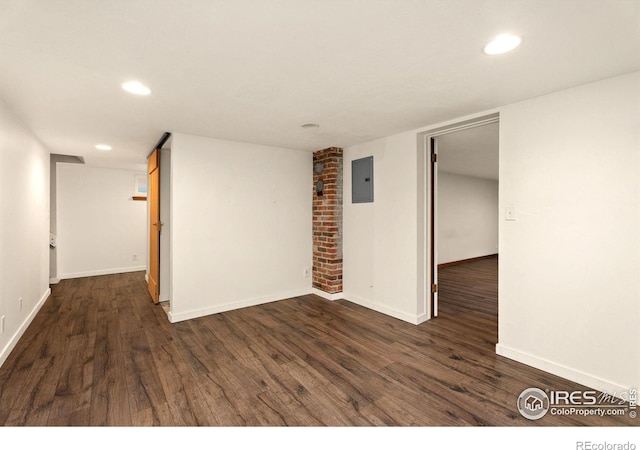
[[0, 0, 639, 433]]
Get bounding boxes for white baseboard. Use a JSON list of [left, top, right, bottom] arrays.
[[342, 292, 423, 325], [49, 277, 60, 285], [496, 343, 631, 397], [168, 288, 311, 323], [415, 312, 429, 325], [170, 289, 426, 326], [310, 288, 343, 301], [59, 265, 147, 280], [0, 288, 51, 368]]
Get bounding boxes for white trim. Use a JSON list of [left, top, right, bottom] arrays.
[[168, 288, 310, 323], [415, 108, 500, 135], [49, 277, 60, 285], [310, 288, 343, 301], [421, 114, 499, 138], [59, 265, 147, 280], [0, 288, 50, 368], [343, 293, 427, 325], [415, 312, 429, 325], [496, 343, 631, 397]]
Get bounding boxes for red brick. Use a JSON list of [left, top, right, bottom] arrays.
[[312, 147, 344, 294]]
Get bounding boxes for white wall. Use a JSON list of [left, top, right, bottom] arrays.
[[57, 164, 147, 278], [0, 98, 50, 367], [169, 133, 312, 322], [343, 132, 422, 324], [437, 172, 498, 265], [496, 72, 640, 394], [343, 71, 639, 394]]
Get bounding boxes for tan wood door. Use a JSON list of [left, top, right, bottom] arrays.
[[147, 149, 160, 303]]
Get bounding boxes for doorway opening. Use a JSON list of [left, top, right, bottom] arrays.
[[422, 114, 499, 341]]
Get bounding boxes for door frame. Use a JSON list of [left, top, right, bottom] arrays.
[[418, 113, 499, 320], [429, 136, 439, 317]]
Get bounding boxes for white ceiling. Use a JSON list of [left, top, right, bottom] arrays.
[[0, 0, 638, 170], [437, 122, 499, 181]]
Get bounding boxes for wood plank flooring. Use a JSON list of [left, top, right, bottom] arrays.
[[0, 260, 635, 426]]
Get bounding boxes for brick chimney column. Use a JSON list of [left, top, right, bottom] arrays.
[[312, 147, 343, 294]]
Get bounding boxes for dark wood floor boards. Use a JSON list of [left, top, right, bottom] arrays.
[[88, 278, 131, 426], [215, 317, 326, 426], [5, 278, 85, 426], [284, 361, 366, 426], [0, 259, 635, 426], [141, 314, 210, 426]]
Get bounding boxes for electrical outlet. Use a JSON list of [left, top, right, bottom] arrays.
[[19, 297, 22, 311], [132, 254, 138, 261], [303, 267, 310, 278], [0, 316, 5, 334]]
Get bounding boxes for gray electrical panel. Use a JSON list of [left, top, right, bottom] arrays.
[[352, 156, 373, 203]]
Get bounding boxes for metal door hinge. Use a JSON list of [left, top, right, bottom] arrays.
[[432, 284, 438, 293]]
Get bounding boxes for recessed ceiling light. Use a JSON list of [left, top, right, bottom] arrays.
[[95, 144, 112, 151], [301, 123, 320, 129], [121, 80, 151, 95], [483, 33, 522, 55]]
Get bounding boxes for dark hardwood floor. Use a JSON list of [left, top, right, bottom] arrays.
[[438, 255, 499, 343], [0, 260, 635, 426]]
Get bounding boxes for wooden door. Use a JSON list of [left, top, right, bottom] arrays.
[[147, 149, 160, 303]]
